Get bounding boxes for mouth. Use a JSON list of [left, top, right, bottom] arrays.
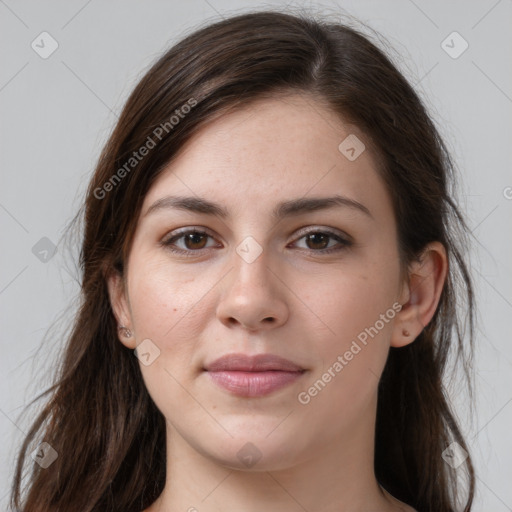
[[203, 353, 307, 398]]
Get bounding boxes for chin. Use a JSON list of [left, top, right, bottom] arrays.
[[196, 429, 302, 472]]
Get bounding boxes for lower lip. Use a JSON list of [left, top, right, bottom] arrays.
[[206, 370, 305, 397]]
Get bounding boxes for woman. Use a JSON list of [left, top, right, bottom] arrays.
[[11, 9, 475, 512]]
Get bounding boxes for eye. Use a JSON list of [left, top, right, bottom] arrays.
[[290, 228, 352, 254], [161, 228, 219, 256], [161, 227, 352, 257]]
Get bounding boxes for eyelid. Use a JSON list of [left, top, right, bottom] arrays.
[[161, 226, 220, 249], [292, 225, 353, 243], [288, 227, 352, 254], [160, 225, 353, 256]]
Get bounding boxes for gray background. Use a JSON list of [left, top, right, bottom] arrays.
[[1, 0, 511, 510]]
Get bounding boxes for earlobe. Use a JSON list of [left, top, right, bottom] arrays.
[[105, 268, 136, 349], [391, 242, 448, 348]]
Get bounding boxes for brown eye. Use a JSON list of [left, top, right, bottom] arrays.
[[292, 229, 352, 254], [182, 232, 208, 250], [161, 227, 352, 257], [161, 229, 218, 256], [304, 232, 330, 250]]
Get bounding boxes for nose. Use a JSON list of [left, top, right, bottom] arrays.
[[216, 250, 289, 332]]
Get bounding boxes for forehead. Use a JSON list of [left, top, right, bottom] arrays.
[[141, 93, 391, 222]]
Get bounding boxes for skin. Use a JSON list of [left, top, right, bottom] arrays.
[[107, 93, 447, 512]]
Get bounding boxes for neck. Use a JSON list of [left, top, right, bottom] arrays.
[[149, 397, 399, 512]]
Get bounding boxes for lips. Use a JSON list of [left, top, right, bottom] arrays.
[[204, 353, 306, 398], [204, 353, 305, 372]]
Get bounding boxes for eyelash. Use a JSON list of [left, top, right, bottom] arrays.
[[160, 227, 352, 257]]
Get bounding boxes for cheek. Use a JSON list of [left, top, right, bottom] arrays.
[[307, 256, 400, 344], [126, 255, 208, 383], [300, 256, 399, 408], [126, 258, 207, 421], [128, 253, 201, 338]]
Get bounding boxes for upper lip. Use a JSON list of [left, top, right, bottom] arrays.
[[204, 353, 305, 372]]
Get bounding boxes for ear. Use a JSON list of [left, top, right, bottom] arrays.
[[106, 268, 136, 349], [391, 241, 448, 348]]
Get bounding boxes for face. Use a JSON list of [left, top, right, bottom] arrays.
[[109, 93, 410, 471]]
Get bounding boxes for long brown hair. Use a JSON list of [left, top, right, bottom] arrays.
[[11, 9, 475, 511]]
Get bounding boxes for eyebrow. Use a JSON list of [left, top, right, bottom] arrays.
[[144, 194, 373, 220]]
